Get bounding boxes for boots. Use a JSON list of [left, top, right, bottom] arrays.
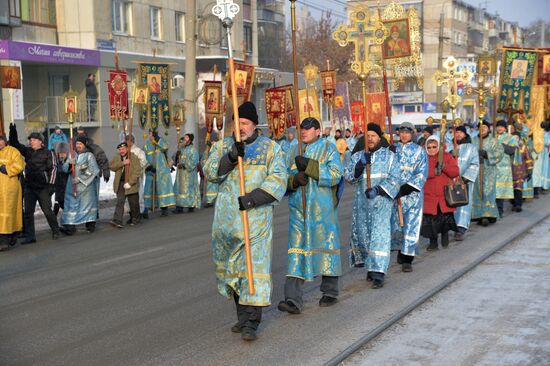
[[441, 231, 449, 248], [427, 237, 438, 251]]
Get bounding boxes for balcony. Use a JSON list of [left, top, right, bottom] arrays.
[[25, 96, 111, 128]]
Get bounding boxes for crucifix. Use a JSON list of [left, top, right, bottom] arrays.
[[466, 74, 497, 200], [433, 56, 473, 113], [333, 6, 387, 189]]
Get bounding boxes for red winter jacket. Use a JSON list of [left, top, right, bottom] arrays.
[[423, 152, 460, 215]]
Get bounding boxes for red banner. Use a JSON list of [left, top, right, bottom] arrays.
[[265, 88, 287, 140], [350, 101, 364, 135], [366, 92, 387, 132], [226, 62, 255, 102], [273, 84, 296, 128], [320, 70, 336, 103], [108, 70, 129, 120]]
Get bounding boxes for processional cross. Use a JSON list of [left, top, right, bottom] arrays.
[[466, 74, 498, 121], [333, 8, 387, 76], [433, 56, 473, 111], [333, 7, 387, 189]]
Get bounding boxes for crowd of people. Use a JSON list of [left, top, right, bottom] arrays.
[[203, 102, 550, 341], [1, 101, 549, 343], [0, 123, 201, 251]]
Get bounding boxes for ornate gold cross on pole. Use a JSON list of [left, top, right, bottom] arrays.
[[466, 74, 498, 121], [333, 7, 387, 189], [433, 56, 473, 114]]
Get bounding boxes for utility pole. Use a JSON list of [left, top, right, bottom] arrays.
[[541, 20, 545, 48], [184, 0, 198, 139], [251, 0, 258, 65], [436, 11, 445, 111]]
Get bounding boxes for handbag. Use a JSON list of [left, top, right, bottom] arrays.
[[444, 177, 469, 208]]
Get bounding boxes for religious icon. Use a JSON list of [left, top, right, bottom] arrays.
[[334, 96, 345, 109], [511, 60, 528, 80], [206, 87, 220, 113], [147, 74, 162, 93], [382, 19, 411, 59], [271, 98, 281, 112], [0, 66, 21, 89], [543, 55, 550, 75], [133, 85, 148, 105], [301, 96, 314, 113], [235, 70, 247, 92], [65, 96, 77, 114]]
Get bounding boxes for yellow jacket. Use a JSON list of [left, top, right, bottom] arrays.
[[0, 145, 25, 234]]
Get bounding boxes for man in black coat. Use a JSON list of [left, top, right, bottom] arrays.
[[9, 124, 61, 243]]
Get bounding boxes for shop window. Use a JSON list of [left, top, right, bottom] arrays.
[[150, 6, 162, 40], [112, 0, 131, 34], [175, 11, 185, 43]]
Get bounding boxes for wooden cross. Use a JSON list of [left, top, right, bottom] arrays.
[[433, 56, 473, 109], [332, 7, 387, 75], [498, 99, 522, 124]]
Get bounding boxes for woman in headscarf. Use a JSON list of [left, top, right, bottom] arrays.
[[421, 135, 460, 250]]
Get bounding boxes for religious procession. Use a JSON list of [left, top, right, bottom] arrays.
[[1, 0, 549, 364]]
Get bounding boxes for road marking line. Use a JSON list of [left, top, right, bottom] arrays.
[[92, 247, 166, 266]]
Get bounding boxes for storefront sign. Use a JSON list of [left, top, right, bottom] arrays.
[[0, 40, 100, 66]]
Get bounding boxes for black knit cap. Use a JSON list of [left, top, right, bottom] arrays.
[[234, 101, 259, 124], [496, 120, 507, 129], [28, 132, 44, 142], [76, 135, 88, 145], [481, 120, 492, 129], [117, 142, 128, 149], [300, 117, 321, 130], [367, 123, 383, 137], [423, 126, 433, 134], [455, 125, 468, 135]]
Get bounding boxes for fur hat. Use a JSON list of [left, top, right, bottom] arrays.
[[367, 123, 383, 137], [234, 101, 259, 124]]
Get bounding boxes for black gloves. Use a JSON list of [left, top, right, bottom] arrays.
[[435, 162, 444, 176], [502, 144, 515, 156], [398, 184, 418, 197], [228, 142, 245, 163], [293, 172, 308, 188], [0, 165, 6, 175], [8, 123, 18, 143], [479, 149, 489, 159], [170, 166, 176, 173], [103, 171, 110, 183], [238, 188, 276, 211], [145, 165, 157, 174], [295, 156, 310, 172], [388, 144, 397, 153]]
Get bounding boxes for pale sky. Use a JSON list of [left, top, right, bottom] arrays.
[[290, 0, 550, 28]]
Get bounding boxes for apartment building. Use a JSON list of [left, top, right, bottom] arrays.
[[347, 0, 522, 119]]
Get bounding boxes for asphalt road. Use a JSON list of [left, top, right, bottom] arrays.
[[1, 189, 549, 366]]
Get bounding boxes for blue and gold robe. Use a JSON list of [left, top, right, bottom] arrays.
[[173, 144, 201, 208], [391, 142, 428, 257], [143, 138, 175, 209], [533, 132, 550, 189], [286, 139, 343, 281], [496, 132, 518, 199], [454, 142, 480, 230], [61, 151, 99, 225], [345, 147, 400, 274], [472, 135, 503, 219], [521, 137, 535, 199], [204, 135, 287, 306]]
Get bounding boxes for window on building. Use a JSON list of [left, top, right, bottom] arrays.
[[175, 11, 185, 42], [22, 0, 56, 25], [244, 21, 252, 54], [10, 0, 21, 18], [112, 0, 131, 34], [150, 6, 161, 40]]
